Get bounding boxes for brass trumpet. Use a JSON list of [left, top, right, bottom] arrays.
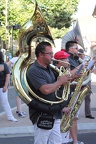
[[51, 58, 70, 65], [50, 58, 71, 101]]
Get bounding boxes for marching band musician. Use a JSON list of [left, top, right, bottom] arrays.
[[61, 41, 84, 144], [26, 41, 72, 144], [53, 50, 72, 144], [53, 50, 82, 144]]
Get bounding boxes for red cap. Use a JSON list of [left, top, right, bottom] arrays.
[[61, 49, 67, 52], [54, 50, 70, 60]]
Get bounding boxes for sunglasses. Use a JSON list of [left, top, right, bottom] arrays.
[[71, 46, 78, 49]]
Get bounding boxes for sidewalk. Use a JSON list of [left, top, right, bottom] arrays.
[[0, 75, 96, 137], [0, 103, 33, 137]]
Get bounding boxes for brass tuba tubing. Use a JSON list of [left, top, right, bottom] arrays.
[[12, 0, 70, 114]]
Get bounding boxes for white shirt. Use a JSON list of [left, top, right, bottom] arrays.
[[10, 57, 18, 67]]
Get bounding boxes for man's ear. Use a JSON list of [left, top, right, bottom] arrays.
[[39, 52, 44, 57]]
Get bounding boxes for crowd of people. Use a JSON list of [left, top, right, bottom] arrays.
[[0, 38, 96, 144]]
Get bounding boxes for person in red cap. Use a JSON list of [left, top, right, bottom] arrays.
[[61, 41, 84, 144], [54, 50, 70, 69], [53, 50, 79, 77], [53, 50, 82, 144], [54, 50, 71, 144], [54, 50, 70, 59]]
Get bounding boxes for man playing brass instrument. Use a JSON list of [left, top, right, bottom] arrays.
[[53, 50, 72, 144], [53, 50, 82, 144], [61, 41, 84, 144], [26, 41, 72, 144]]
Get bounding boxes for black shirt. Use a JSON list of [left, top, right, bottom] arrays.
[[0, 63, 10, 88], [27, 61, 62, 124], [68, 53, 81, 92], [68, 52, 80, 70]]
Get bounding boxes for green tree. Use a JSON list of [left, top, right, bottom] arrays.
[[38, 0, 79, 38], [0, 0, 79, 40]]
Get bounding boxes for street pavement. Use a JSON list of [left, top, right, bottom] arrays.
[[0, 132, 96, 144], [0, 73, 96, 138]]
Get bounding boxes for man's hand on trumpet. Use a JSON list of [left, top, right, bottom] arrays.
[[58, 74, 72, 86]]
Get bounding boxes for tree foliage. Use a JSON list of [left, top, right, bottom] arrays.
[[0, 0, 79, 40], [38, 0, 79, 38]]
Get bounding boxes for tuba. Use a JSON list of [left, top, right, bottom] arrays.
[[12, 1, 69, 113]]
